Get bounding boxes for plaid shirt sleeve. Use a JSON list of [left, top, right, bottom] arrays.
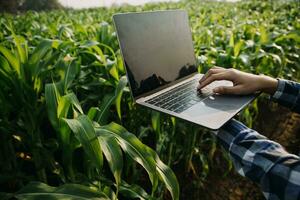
[[271, 79, 300, 114], [216, 119, 300, 200]]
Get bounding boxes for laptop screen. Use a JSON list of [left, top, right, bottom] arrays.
[[113, 10, 197, 98]]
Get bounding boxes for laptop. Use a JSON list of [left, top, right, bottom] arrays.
[[113, 10, 256, 130]]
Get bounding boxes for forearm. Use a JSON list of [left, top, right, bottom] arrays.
[[216, 119, 300, 200], [254, 75, 300, 113], [256, 75, 278, 95]]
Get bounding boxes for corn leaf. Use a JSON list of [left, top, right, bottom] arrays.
[[119, 181, 153, 200], [151, 151, 179, 200], [64, 60, 79, 92], [45, 83, 61, 129], [57, 93, 83, 118], [87, 107, 101, 121], [96, 130, 123, 189], [0, 55, 11, 78], [63, 115, 103, 170], [275, 32, 300, 43], [0, 45, 20, 76], [96, 123, 159, 196], [233, 40, 244, 57], [97, 93, 114, 125], [96, 76, 127, 124], [151, 111, 161, 134], [15, 182, 109, 200], [29, 39, 56, 76], [12, 34, 27, 64], [115, 76, 127, 120], [98, 123, 180, 200]]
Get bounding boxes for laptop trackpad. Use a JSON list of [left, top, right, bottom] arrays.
[[182, 94, 254, 129]]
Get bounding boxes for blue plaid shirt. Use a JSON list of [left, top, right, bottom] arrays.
[[217, 79, 300, 200]]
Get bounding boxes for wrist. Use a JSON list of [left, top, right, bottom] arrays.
[[257, 75, 278, 95]]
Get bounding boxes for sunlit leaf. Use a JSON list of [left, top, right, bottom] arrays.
[[96, 130, 123, 189], [64, 115, 103, 170], [95, 123, 159, 195], [0, 45, 20, 75], [97, 123, 180, 199]]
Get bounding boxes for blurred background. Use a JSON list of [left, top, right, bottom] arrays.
[[0, 0, 242, 11], [0, 0, 178, 11]]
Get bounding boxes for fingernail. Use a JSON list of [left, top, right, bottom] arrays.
[[213, 88, 219, 93]]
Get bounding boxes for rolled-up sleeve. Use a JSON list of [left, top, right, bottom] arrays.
[[216, 119, 300, 200]]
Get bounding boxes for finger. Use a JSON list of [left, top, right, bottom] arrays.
[[199, 68, 225, 84], [213, 85, 243, 95], [198, 72, 229, 89], [199, 68, 224, 82], [211, 66, 224, 70]]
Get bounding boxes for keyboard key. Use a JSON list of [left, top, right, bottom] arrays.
[[145, 78, 211, 113]]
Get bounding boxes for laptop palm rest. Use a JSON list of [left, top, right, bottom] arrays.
[[181, 94, 256, 130]]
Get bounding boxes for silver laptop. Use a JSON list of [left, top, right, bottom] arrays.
[[113, 10, 256, 130]]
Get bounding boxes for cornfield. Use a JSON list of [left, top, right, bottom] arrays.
[[0, 0, 299, 199]]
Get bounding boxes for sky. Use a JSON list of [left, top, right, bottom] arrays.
[[58, 0, 181, 9]]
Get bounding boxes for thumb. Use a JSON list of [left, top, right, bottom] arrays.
[[213, 86, 241, 95]]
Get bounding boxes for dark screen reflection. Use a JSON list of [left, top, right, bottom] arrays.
[[114, 10, 197, 97], [126, 62, 197, 97]]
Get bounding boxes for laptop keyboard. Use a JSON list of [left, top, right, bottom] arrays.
[[145, 79, 210, 113]]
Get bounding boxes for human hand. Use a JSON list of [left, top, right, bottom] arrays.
[[197, 66, 278, 95]]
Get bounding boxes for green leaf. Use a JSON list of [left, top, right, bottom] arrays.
[[96, 76, 127, 124], [151, 111, 161, 134], [259, 26, 269, 44], [275, 32, 300, 43], [119, 181, 153, 200], [233, 40, 244, 57], [98, 123, 180, 200], [17, 182, 56, 194], [45, 83, 61, 130], [91, 45, 106, 65], [29, 39, 56, 76], [229, 32, 234, 47], [87, 107, 101, 121], [151, 151, 179, 200], [58, 25, 74, 39], [0, 55, 11, 78], [115, 76, 128, 120], [15, 182, 109, 200], [96, 123, 159, 195], [107, 60, 119, 81], [269, 53, 282, 65], [96, 130, 123, 188], [0, 45, 20, 76], [12, 34, 27, 64], [97, 93, 115, 125], [80, 41, 100, 48], [238, 54, 250, 66], [63, 115, 103, 170], [57, 93, 83, 118], [98, 43, 119, 80], [64, 60, 79, 92]]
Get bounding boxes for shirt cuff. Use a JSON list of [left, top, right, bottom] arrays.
[[271, 79, 286, 100]]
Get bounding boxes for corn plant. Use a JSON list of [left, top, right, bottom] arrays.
[[44, 79, 179, 199], [0, 0, 299, 199], [0, 26, 179, 199]]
